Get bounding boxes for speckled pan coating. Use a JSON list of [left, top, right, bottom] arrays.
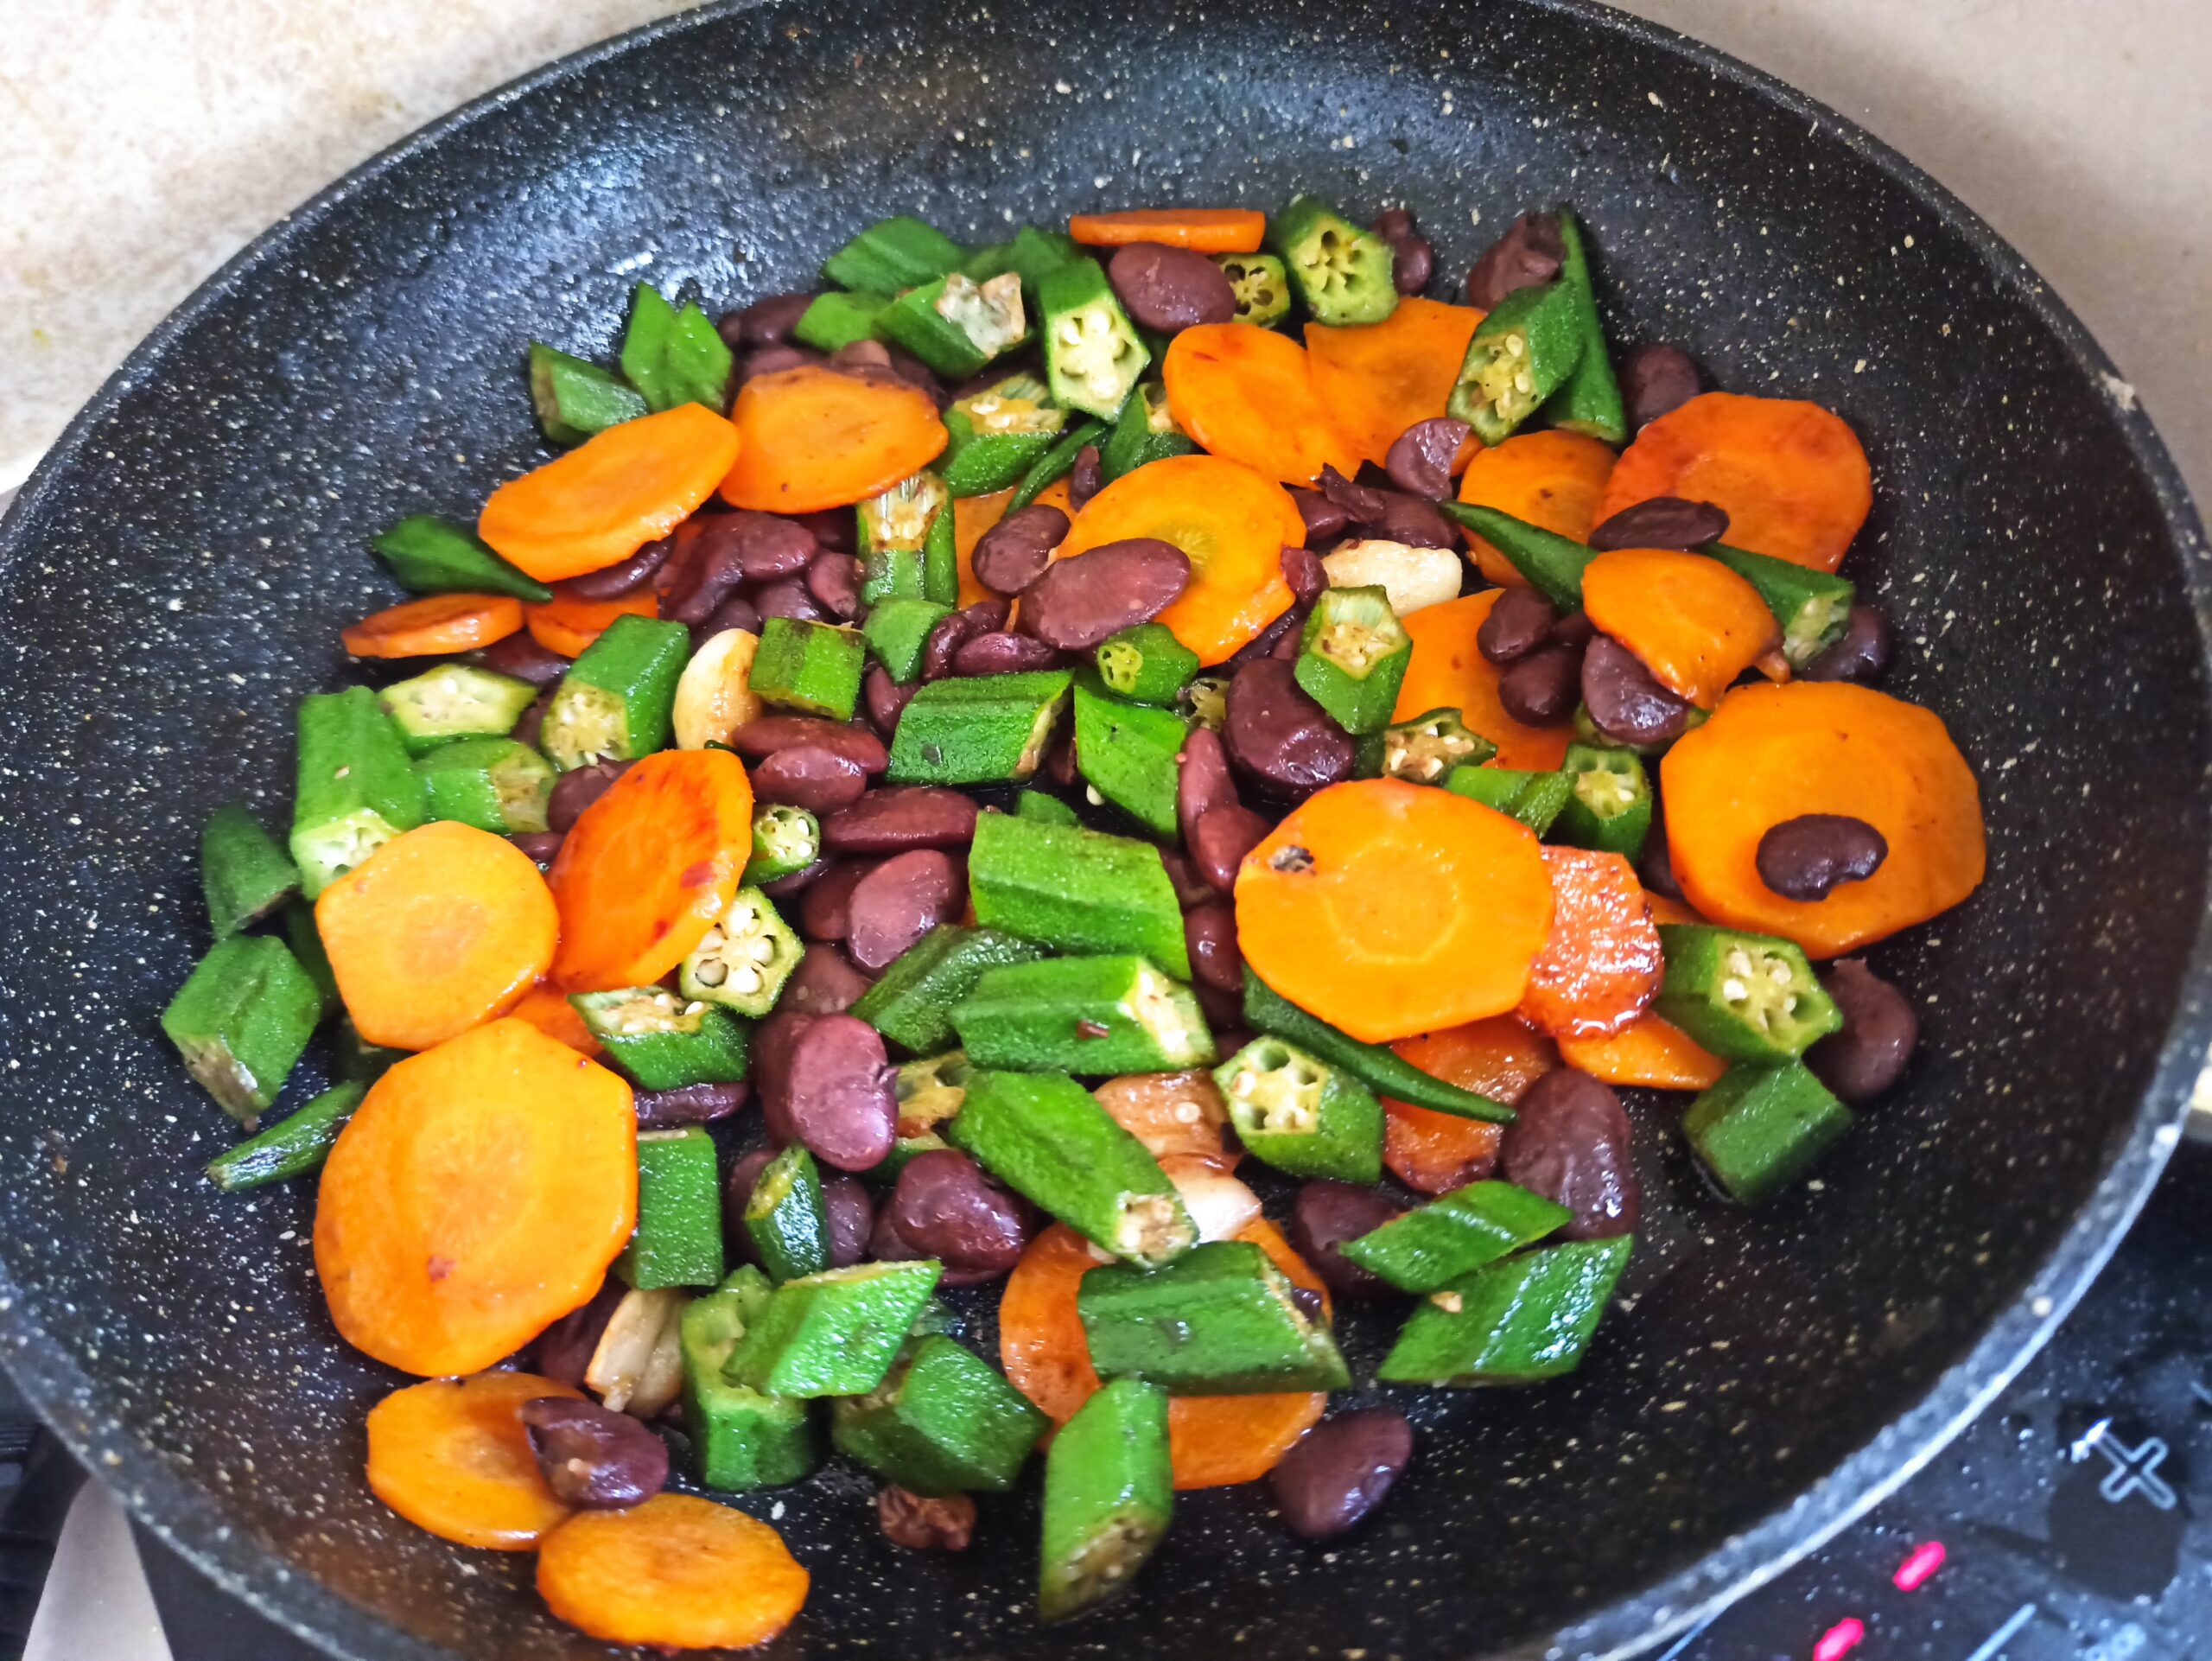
[[0, 2, 2207, 1658]]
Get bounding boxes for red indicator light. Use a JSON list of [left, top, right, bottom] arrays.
[[1814, 1617, 1866, 1661], [1894, 1540, 1946, 1591]]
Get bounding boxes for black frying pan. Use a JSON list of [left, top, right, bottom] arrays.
[[2, 2, 2208, 1657]]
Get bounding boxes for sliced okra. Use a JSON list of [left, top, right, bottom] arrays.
[[680, 1267, 820, 1490], [852, 925, 1048, 1055], [283, 901, 340, 1017], [679, 885, 804, 1017], [1078, 1238, 1351, 1394], [887, 670, 1073, 786], [858, 471, 958, 608], [1376, 1235, 1632, 1385], [955, 955, 1215, 1076], [861, 598, 954, 684], [1039, 1377, 1172, 1623], [1015, 789, 1080, 827], [1443, 763, 1573, 836], [892, 1049, 972, 1137], [616, 1125, 725, 1291], [1212, 251, 1293, 328], [334, 1015, 406, 1085], [879, 270, 1031, 380], [1071, 674, 1188, 837], [1447, 279, 1587, 444], [830, 1333, 1048, 1495], [1099, 382, 1196, 482], [743, 802, 823, 886], [543, 614, 690, 770], [1292, 584, 1411, 736], [1706, 543, 1856, 668], [1268, 194, 1398, 327], [1360, 707, 1496, 785], [414, 737, 555, 834], [528, 341, 650, 447], [822, 214, 968, 296], [1682, 1060, 1854, 1204], [369, 514, 551, 603], [1039, 257, 1150, 421], [1180, 675, 1230, 731], [969, 813, 1191, 977], [725, 1259, 945, 1397], [745, 1142, 831, 1282], [749, 618, 868, 722], [1095, 621, 1199, 705], [940, 372, 1068, 498], [1339, 1179, 1573, 1294], [161, 935, 324, 1123], [1655, 923, 1843, 1062], [1243, 969, 1514, 1123], [1552, 741, 1652, 860], [571, 986, 750, 1091], [1001, 224, 1086, 300], [204, 1080, 365, 1192], [792, 290, 893, 354], [1438, 503, 1595, 609], [1008, 416, 1109, 512], [1212, 1036, 1383, 1183], [619, 283, 734, 413], [1539, 208, 1628, 445], [200, 803, 299, 939], [378, 663, 539, 756], [289, 687, 427, 898]]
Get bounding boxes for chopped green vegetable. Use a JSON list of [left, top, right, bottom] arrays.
[[822, 215, 967, 296], [1099, 382, 1198, 481], [1361, 707, 1497, 785], [1443, 764, 1573, 836], [1539, 208, 1627, 445], [528, 341, 649, 447], [1447, 280, 1587, 444], [1293, 584, 1411, 736], [413, 736, 555, 834], [792, 290, 893, 353], [1682, 1061, 1854, 1204], [1213, 251, 1293, 328], [678, 885, 804, 1017], [378, 663, 539, 757], [744, 1142, 831, 1282], [1095, 622, 1199, 705], [1437, 504, 1594, 610], [1243, 969, 1514, 1123], [542, 614, 689, 769], [725, 1259, 945, 1397], [289, 687, 427, 898], [749, 619, 867, 722], [742, 803, 822, 886], [941, 372, 1068, 498], [1268, 195, 1398, 327], [570, 987, 750, 1091], [851, 925, 1048, 1055], [1655, 923, 1843, 1062], [1212, 1036, 1383, 1183], [861, 597, 954, 684], [880, 270, 1031, 380], [1706, 543, 1856, 669], [616, 1126, 725, 1290], [161, 935, 323, 1123], [1340, 1180, 1572, 1293], [858, 471, 958, 607], [887, 670, 1073, 786], [956, 955, 1215, 1075], [1039, 257, 1149, 420], [205, 1080, 365, 1192], [200, 803, 299, 939], [1078, 1239, 1351, 1393], [1552, 741, 1652, 860], [1015, 789, 1080, 827], [969, 814, 1191, 977], [1376, 1236, 1631, 1384], [283, 901, 340, 1017], [1039, 1377, 1172, 1623], [680, 1268, 820, 1490], [830, 1333, 1048, 1494], [1009, 417, 1109, 511], [1071, 675, 1187, 837], [619, 285, 734, 413], [370, 514, 552, 603]]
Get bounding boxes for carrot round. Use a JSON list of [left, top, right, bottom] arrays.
[[954, 480, 1073, 608], [524, 588, 657, 659], [315, 822, 558, 1051], [1581, 548, 1780, 709], [1163, 324, 1360, 487], [1516, 847, 1662, 1040], [365, 1371, 582, 1550], [315, 1018, 636, 1376], [508, 980, 605, 1058], [1392, 590, 1574, 771], [480, 404, 740, 583], [1306, 297, 1485, 468], [1456, 430, 1618, 589], [1596, 391, 1872, 573], [1068, 207, 1266, 253], [550, 748, 753, 991], [341, 593, 523, 659], [1646, 893, 1707, 928], [1236, 777, 1554, 1044], [1661, 680, 1986, 956], [1058, 454, 1302, 665], [721, 365, 946, 514], [1382, 1016, 1555, 1193], [1557, 1012, 1725, 1091], [537, 1493, 810, 1650]]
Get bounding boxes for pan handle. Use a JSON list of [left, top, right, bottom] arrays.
[[0, 1392, 87, 1660]]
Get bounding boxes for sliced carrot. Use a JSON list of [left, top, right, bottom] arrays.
[[1646, 893, 1707, 928], [1068, 207, 1266, 253], [1162, 324, 1360, 487], [508, 980, 604, 1058], [315, 822, 558, 1051], [550, 748, 753, 991], [1383, 1103, 1505, 1194], [1661, 681, 1986, 957], [480, 404, 739, 583], [1596, 391, 1872, 574], [1058, 453, 1301, 665], [955, 482, 1072, 608], [1393, 590, 1574, 771], [341, 593, 523, 659], [537, 1494, 809, 1650], [1306, 297, 1485, 468], [997, 1225, 1098, 1426], [524, 588, 656, 659], [721, 365, 946, 514], [1092, 1070, 1237, 1166], [1558, 1012, 1726, 1091], [1236, 778, 1554, 1044], [1516, 847, 1662, 1040], [315, 1018, 636, 1377], [1382, 1017, 1555, 1193], [365, 1371, 582, 1550], [1580, 547, 1780, 709], [1456, 430, 1618, 589]]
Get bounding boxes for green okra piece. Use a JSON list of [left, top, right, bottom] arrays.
[[681, 1267, 820, 1490], [1039, 1377, 1172, 1624], [289, 687, 427, 898], [1243, 969, 1514, 1123], [1213, 251, 1293, 328], [1540, 208, 1628, 445], [1016, 789, 1080, 827], [859, 546, 931, 607], [370, 514, 551, 603], [1211, 1036, 1382, 1183], [334, 1015, 406, 1085], [283, 901, 340, 1018], [1293, 584, 1411, 736], [414, 736, 555, 835], [1340, 1180, 1573, 1294], [1358, 706, 1497, 784], [887, 670, 1073, 786], [616, 1126, 725, 1290], [1442, 503, 1595, 609], [852, 925, 1048, 1055], [891, 1049, 971, 1139], [1071, 674, 1187, 837], [204, 1080, 365, 1192], [944, 1068, 1194, 1265], [859, 471, 958, 606], [726, 1259, 945, 1397], [823, 214, 967, 295], [745, 1142, 831, 1282], [1552, 741, 1652, 860], [1099, 383, 1197, 481], [750, 618, 867, 722], [999, 224, 1086, 300], [200, 803, 299, 939], [792, 290, 893, 353], [830, 1333, 1048, 1495], [620, 285, 734, 413], [378, 663, 539, 757], [1094, 623, 1198, 705], [1443, 763, 1573, 836], [528, 341, 650, 447], [542, 613, 689, 770], [969, 813, 1191, 977], [1655, 923, 1843, 1062], [1682, 1061, 1854, 1205], [1180, 674, 1229, 730], [570, 986, 750, 1091], [1268, 194, 1398, 327], [743, 802, 822, 885], [861, 597, 954, 684], [955, 955, 1215, 1076], [961, 239, 1014, 283], [1009, 417, 1109, 512], [1706, 543, 1856, 669], [679, 885, 804, 1016], [1376, 1236, 1632, 1385], [1039, 257, 1149, 420], [940, 372, 1067, 498], [1447, 279, 1587, 445], [879, 270, 1032, 380], [161, 935, 323, 1123], [1078, 1239, 1351, 1394]]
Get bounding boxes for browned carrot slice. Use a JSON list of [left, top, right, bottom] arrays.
[[365, 1371, 582, 1550], [1068, 207, 1266, 253], [1162, 324, 1360, 487], [537, 1494, 810, 1649], [507, 980, 605, 1058], [1456, 430, 1618, 589], [1306, 297, 1484, 468], [1557, 1012, 1725, 1091], [1392, 590, 1573, 771], [1381, 1018, 1556, 1193], [524, 588, 656, 658], [1516, 847, 1663, 1040], [721, 365, 946, 513], [1580, 548, 1780, 708], [341, 594, 523, 659]]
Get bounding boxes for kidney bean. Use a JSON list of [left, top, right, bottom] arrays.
[[1291, 487, 1351, 545], [885, 1149, 1032, 1283], [1477, 587, 1559, 665], [880, 342, 949, 407], [822, 1176, 875, 1268], [1466, 211, 1565, 309], [864, 665, 915, 737], [1385, 417, 1470, 500], [507, 830, 563, 870], [798, 859, 873, 942], [1281, 543, 1328, 605], [845, 850, 964, 973], [724, 1148, 776, 1231], [1291, 1181, 1405, 1301], [920, 611, 978, 682], [510, 688, 555, 753], [531, 1279, 626, 1387], [665, 512, 818, 622], [1588, 496, 1730, 553], [560, 535, 675, 601], [738, 342, 821, 383], [768, 1014, 895, 1172], [1500, 1067, 1639, 1240], [726, 291, 815, 348], [830, 339, 895, 372], [971, 504, 1070, 595], [1619, 342, 1705, 431], [1582, 636, 1693, 746], [1803, 603, 1894, 684], [1159, 848, 1217, 911], [823, 786, 980, 853], [689, 593, 762, 652], [1192, 804, 1271, 893], [1018, 538, 1191, 650], [963, 596, 1013, 633], [1193, 977, 1244, 1032], [546, 759, 634, 833], [1270, 614, 1309, 662], [1068, 444, 1104, 514], [520, 1397, 668, 1509], [1318, 464, 1389, 525], [1756, 813, 1888, 901], [1498, 643, 1584, 725], [879, 1486, 976, 1550], [1224, 659, 1355, 797], [729, 716, 889, 773], [477, 631, 571, 688], [1224, 601, 1307, 671], [791, 507, 856, 554], [1107, 242, 1238, 333], [1637, 817, 1682, 901], [1371, 492, 1460, 550], [750, 745, 866, 815], [805, 552, 864, 620], [1183, 901, 1243, 994], [632, 1079, 750, 1130], [1808, 958, 1919, 1103], [954, 631, 1063, 676], [750, 1011, 815, 1110], [1553, 610, 1596, 649], [760, 858, 830, 900], [1176, 725, 1240, 846], [1374, 207, 1434, 296], [1273, 1407, 1413, 1539], [780, 944, 875, 1016], [753, 576, 825, 623]]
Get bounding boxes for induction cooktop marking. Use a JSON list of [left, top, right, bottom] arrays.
[[2091, 1432, 2177, 1510], [1961, 1602, 2038, 1661], [1892, 1539, 1947, 1591], [1812, 1617, 1865, 1661]]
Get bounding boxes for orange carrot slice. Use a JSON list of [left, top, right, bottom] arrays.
[[721, 365, 946, 514], [1646, 893, 1707, 928], [1382, 1017, 1556, 1193], [1163, 324, 1360, 487], [480, 404, 739, 583], [1581, 547, 1780, 709], [1456, 430, 1618, 589], [1393, 590, 1574, 771], [508, 980, 605, 1058], [1068, 208, 1266, 253], [537, 1494, 810, 1650], [1557, 1012, 1725, 1091], [1236, 778, 1554, 1044], [341, 594, 523, 659], [953, 487, 1016, 608], [1661, 681, 1986, 957], [1306, 297, 1485, 467], [365, 1371, 582, 1550], [524, 588, 657, 658], [1516, 847, 1662, 1040]]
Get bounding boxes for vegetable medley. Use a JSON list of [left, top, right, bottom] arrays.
[[167, 192, 1986, 1649]]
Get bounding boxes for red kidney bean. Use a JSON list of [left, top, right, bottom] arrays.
[[805, 552, 864, 620], [953, 631, 1063, 676], [845, 850, 964, 973], [1272, 1408, 1414, 1540], [971, 504, 1070, 595], [760, 858, 830, 900], [1498, 643, 1584, 726], [1107, 242, 1238, 332], [738, 342, 822, 383], [688, 594, 762, 652], [798, 859, 874, 942], [1176, 725, 1239, 845], [1192, 977, 1243, 1032], [830, 339, 894, 372], [1756, 814, 1888, 901], [1291, 487, 1351, 544], [880, 342, 948, 407], [1808, 959, 1919, 1102], [1373, 207, 1435, 296], [728, 716, 889, 773], [1273, 608, 1312, 660], [1499, 1067, 1639, 1240], [921, 610, 979, 682], [1224, 659, 1355, 797], [1281, 543, 1327, 605], [1588, 497, 1729, 552], [752, 745, 870, 815], [1582, 636, 1693, 746], [1192, 804, 1271, 894], [560, 534, 675, 601], [725, 291, 815, 347], [823, 1176, 874, 1267], [1224, 601, 1308, 671], [530, 1279, 626, 1387], [1384, 417, 1471, 500], [520, 1397, 668, 1510], [753, 576, 824, 623], [1636, 815, 1682, 901], [884, 1149, 1032, 1284], [1477, 587, 1558, 665], [791, 507, 856, 555], [1553, 610, 1596, 649], [1159, 848, 1217, 911], [782, 943, 877, 1015], [724, 1148, 776, 1231], [477, 632, 571, 687], [823, 786, 980, 853], [1318, 464, 1389, 524], [1619, 342, 1704, 431], [1368, 492, 1459, 550], [864, 665, 915, 737], [1291, 1181, 1406, 1301], [546, 759, 634, 833], [750, 1011, 815, 1111], [1068, 444, 1104, 514], [1803, 603, 1893, 684], [1466, 211, 1565, 310], [962, 597, 1013, 633], [768, 1014, 895, 1172], [1182, 901, 1243, 994], [1018, 538, 1191, 649], [632, 1079, 750, 1129], [664, 511, 818, 622], [508, 830, 563, 870], [510, 688, 554, 752]]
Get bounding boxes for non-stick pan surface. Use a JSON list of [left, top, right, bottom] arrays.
[[2, 2, 2208, 1657]]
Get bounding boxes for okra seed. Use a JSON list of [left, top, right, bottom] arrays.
[[1726, 950, 1754, 977], [1722, 977, 1748, 1002], [730, 966, 763, 995]]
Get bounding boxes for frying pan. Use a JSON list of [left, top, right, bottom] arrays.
[[2, 0, 2208, 1656]]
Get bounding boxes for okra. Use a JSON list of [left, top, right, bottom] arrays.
[[1682, 1061, 1853, 1204], [619, 284, 734, 414], [679, 886, 804, 1017], [289, 687, 426, 898], [570, 987, 750, 1091], [940, 372, 1068, 498], [616, 1126, 725, 1290], [200, 803, 299, 939], [542, 613, 690, 769], [1360, 707, 1496, 785], [822, 214, 967, 296], [1040, 1377, 1171, 1623], [680, 1268, 820, 1490], [1376, 1236, 1632, 1385], [1706, 543, 1856, 669], [880, 270, 1031, 380], [1655, 924, 1843, 1062], [792, 290, 893, 353], [969, 814, 1191, 977], [370, 514, 551, 603], [944, 1068, 1195, 1265], [725, 1259, 945, 1397], [743, 803, 822, 885], [1094, 622, 1198, 705], [1213, 251, 1293, 328], [861, 597, 954, 684], [1078, 1239, 1351, 1394], [999, 224, 1086, 301], [892, 1050, 972, 1138], [1443, 763, 1573, 836], [1071, 674, 1187, 837], [378, 663, 539, 756], [414, 736, 555, 834], [744, 1142, 831, 1282], [1540, 208, 1628, 445], [1340, 1180, 1572, 1293], [334, 1014, 405, 1085], [1243, 970, 1515, 1123], [528, 341, 649, 446], [161, 935, 323, 1123], [1552, 741, 1652, 860], [1211, 1037, 1383, 1183], [1293, 584, 1411, 736], [858, 471, 958, 605], [1438, 504, 1594, 609], [956, 955, 1215, 1076], [284, 901, 340, 1018], [204, 1080, 365, 1192], [1016, 789, 1080, 827], [852, 924, 1048, 1055], [1181, 675, 1230, 730], [830, 1333, 1048, 1494], [1268, 194, 1398, 328], [1447, 279, 1587, 444], [1039, 257, 1150, 420], [1099, 383, 1197, 481], [750, 618, 867, 722], [1008, 417, 1109, 512], [887, 670, 1073, 786]]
